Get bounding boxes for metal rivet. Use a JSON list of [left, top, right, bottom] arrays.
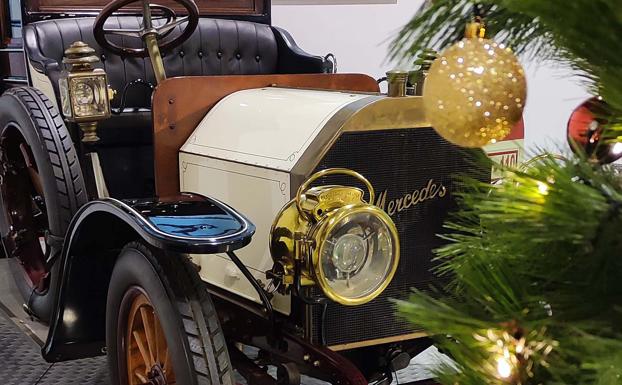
[[168, 99, 175, 104], [313, 360, 320, 367], [100, 54, 106, 61], [198, 51, 203, 58], [255, 55, 260, 62], [179, 50, 185, 57], [217, 51, 223, 59], [236, 53, 241, 59]]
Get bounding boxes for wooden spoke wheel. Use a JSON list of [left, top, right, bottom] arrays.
[[1, 133, 49, 290], [108, 242, 234, 385], [124, 288, 174, 385]]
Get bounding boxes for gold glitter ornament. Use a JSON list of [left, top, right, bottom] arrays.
[[423, 29, 527, 148]]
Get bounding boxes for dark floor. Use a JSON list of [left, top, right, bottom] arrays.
[[0, 309, 110, 385], [0, 259, 441, 385], [0, 305, 440, 385]]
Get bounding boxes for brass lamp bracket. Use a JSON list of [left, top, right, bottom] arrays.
[[295, 168, 375, 221]]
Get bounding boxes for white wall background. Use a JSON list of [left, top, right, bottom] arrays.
[[272, 0, 591, 152]]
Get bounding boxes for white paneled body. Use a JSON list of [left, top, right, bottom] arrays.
[[178, 86, 518, 315], [181, 87, 372, 171], [180, 87, 376, 315], [180, 154, 292, 313]]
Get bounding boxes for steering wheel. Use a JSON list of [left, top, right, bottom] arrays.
[[94, 0, 199, 57]]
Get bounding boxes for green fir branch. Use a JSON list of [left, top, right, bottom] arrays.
[[397, 155, 622, 384], [390, 3, 622, 382]]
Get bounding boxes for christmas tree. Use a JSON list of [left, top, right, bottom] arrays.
[[390, 1, 622, 384]]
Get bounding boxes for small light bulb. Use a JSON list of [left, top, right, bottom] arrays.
[[537, 181, 549, 195], [612, 142, 622, 156], [496, 356, 512, 379]]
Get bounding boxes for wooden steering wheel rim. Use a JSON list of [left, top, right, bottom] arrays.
[[93, 0, 199, 58]]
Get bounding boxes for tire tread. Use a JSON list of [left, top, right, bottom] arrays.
[[5, 87, 87, 228], [125, 242, 234, 385]]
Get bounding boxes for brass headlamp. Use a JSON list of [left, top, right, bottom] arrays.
[[270, 168, 400, 306], [59, 41, 115, 142]]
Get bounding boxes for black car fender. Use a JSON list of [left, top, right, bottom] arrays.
[[41, 193, 255, 362]]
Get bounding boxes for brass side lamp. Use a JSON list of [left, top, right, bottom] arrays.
[[59, 41, 115, 142], [270, 168, 400, 306]]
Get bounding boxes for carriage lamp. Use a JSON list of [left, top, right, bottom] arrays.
[[270, 168, 400, 306], [59, 41, 115, 142]]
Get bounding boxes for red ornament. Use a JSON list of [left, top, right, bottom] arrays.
[[567, 97, 622, 164]]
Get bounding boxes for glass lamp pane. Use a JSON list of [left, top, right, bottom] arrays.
[[59, 77, 72, 118], [69, 75, 109, 118]]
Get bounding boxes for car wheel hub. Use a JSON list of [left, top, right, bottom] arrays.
[[125, 289, 175, 385]]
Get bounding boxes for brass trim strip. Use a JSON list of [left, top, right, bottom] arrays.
[[290, 95, 432, 198], [341, 96, 430, 132], [289, 95, 381, 197], [328, 332, 428, 352]]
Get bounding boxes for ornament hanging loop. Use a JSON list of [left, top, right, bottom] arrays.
[[465, 17, 486, 39], [467, 4, 487, 38]]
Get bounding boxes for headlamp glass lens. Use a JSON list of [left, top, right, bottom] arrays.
[[320, 210, 396, 302], [332, 233, 367, 273]]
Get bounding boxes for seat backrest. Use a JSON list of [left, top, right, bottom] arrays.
[[24, 17, 281, 107]]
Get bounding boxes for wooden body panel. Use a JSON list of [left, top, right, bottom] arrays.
[[0, 2, 10, 46], [26, 0, 266, 16], [152, 73, 381, 196]]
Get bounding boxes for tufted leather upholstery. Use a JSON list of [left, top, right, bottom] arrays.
[[24, 16, 327, 108], [23, 17, 327, 199]]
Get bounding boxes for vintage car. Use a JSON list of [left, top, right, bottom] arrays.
[[0, 0, 524, 384]]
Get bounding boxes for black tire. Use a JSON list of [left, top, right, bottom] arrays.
[[106, 242, 234, 385], [0, 87, 87, 321]]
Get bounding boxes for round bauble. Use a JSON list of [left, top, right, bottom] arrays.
[[567, 97, 622, 164], [423, 38, 527, 148]]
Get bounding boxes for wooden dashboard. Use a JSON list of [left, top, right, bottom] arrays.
[[25, 0, 268, 17]]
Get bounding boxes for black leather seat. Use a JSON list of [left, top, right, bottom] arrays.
[[23, 17, 328, 198], [25, 16, 328, 107]]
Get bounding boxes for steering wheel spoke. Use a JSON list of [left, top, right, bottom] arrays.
[[94, 0, 199, 57], [103, 27, 143, 38], [155, 16, 189, 36]]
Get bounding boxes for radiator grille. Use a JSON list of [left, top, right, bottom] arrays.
[[309, 127, 487, 347]]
